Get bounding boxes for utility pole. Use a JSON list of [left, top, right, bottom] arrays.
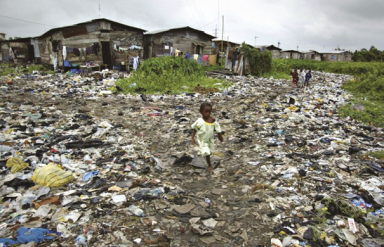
[[221, 15, 224, 52], [278, 41, 280, 48]]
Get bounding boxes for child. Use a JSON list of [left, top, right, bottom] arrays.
[[299, 68, 306, 88], [305, 69, 312, 87], [291, 69, 298, 87], [191, 103, 224, 172]]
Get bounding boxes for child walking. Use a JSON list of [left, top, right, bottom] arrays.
[[191, 103, 224, 172], [305, 69, 312, 87]]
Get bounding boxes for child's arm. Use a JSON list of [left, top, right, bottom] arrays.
[[191, 129, 196, 145], [218, 132, 224, 142]]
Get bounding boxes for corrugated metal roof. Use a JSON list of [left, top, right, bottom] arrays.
[[145, 26, 216, 38], [40, 18, 146, 37], [255, 45, 281, 50], [310, 50, 350, 54]]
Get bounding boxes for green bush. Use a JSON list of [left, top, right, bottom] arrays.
[[242, 43, 272, 77], [116, 56, 230, 94]]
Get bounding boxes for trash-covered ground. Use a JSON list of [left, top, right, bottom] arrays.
[[0, 70, 383, 247]]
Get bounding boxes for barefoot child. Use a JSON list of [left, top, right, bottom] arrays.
[[191, 103, 224, 172]]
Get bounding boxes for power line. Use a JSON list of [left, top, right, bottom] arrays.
[[0, 14, 57, 28], [192, 0, 203, 26], [184, 0, 200, 27], [198, 19, 217, 29]]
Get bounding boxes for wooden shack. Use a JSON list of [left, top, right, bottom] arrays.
[[281, 50, 302, 59], [37, 18, 146, 70], [0, 37, 38, 64], [255, 45, 282, 59], [213, 39, 240, 53], [311, 50, 352, 62], [144, 26, 216, 58]]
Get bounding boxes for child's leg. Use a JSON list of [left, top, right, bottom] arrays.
[[205, 155, 212, 171]]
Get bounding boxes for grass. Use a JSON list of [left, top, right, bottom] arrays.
[[368, 150, 384, 159], [116, 56, 231, 95], [0, 63, 52, 77]]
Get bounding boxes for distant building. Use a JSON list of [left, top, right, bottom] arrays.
[[255, 45, 282, 59], [281, 50, 302, 59], [144, 26, 216, 58], [311, 50, 352, 62], [299, 51, 321, 61]]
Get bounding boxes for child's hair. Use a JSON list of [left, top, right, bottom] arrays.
[[200, 102, 212, 111]]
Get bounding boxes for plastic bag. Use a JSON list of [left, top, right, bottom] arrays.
[[32, 164, 74, 187], [6, 157, 29, 173]]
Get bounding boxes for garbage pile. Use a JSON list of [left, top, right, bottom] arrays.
[[0, 70, 383, 246]]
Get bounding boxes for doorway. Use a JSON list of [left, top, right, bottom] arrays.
[[28, 45, 35, 63], [101, 42, 112, 66]]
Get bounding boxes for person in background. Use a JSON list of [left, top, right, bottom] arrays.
[[185, 52, 190, 59], [191, 103, 224, 173], [175, 48, 181, 57], [305, 69, 312, 87], [291, 69, 298, 87], [299, 68, 306, 88]]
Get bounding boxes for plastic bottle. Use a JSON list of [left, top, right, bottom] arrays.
[[75, 234, 88, 247], [148, 188, 164, 198], [128, 205, 145, 217]]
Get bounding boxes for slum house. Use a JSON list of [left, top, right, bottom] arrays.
[[143, 27, 216, 59], [37, 18, 146, 71], [311, 50, 352, 62], [299, 51, 322, 61], [281, 50, 302, 59], [255, 45, 282, 59], [213, 39, 240, 53], [0, 35, 41, 65]]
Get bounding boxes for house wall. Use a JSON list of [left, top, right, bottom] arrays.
[[38, 21, 144, 68], [281, 52, 301, 59], [146, 29, 213, 58], [0, 41, 32, 63], [269, 49, 281, 59], [321, 53, 352, 62]]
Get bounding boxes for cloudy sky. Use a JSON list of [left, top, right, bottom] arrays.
[[1, 0, 383, 51]]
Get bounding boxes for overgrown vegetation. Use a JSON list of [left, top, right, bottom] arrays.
[[242, 43, 272, 77], [352, 46, 384, 62], [0, 64, 51, 77], [116, 56, 229, 94], [269, 59, 384, 126]]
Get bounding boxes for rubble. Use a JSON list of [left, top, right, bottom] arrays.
[[0, 69, 383, 246]]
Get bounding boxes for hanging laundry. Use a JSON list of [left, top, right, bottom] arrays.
[[66, 47, 74, 53], [73, 48, 80, 56], [63, 46, 67, 60], [93, 42, 100, 55], [193, 54, 198, 60], [209, 54, 217, 65], [128, 45, 142, 50], [79, 48, 87, 61], [30, 39, 40, 58], [86, 46, 94, 55], [203, 55, 209, 61], [197, 54, 204, 64], [133, 56, 139, 71], [50, 52, 58, 70]]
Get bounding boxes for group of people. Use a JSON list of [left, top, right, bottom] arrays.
[[291, 68, 312, 88]]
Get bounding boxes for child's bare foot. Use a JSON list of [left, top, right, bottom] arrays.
[[207, 166, 213, 173]]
